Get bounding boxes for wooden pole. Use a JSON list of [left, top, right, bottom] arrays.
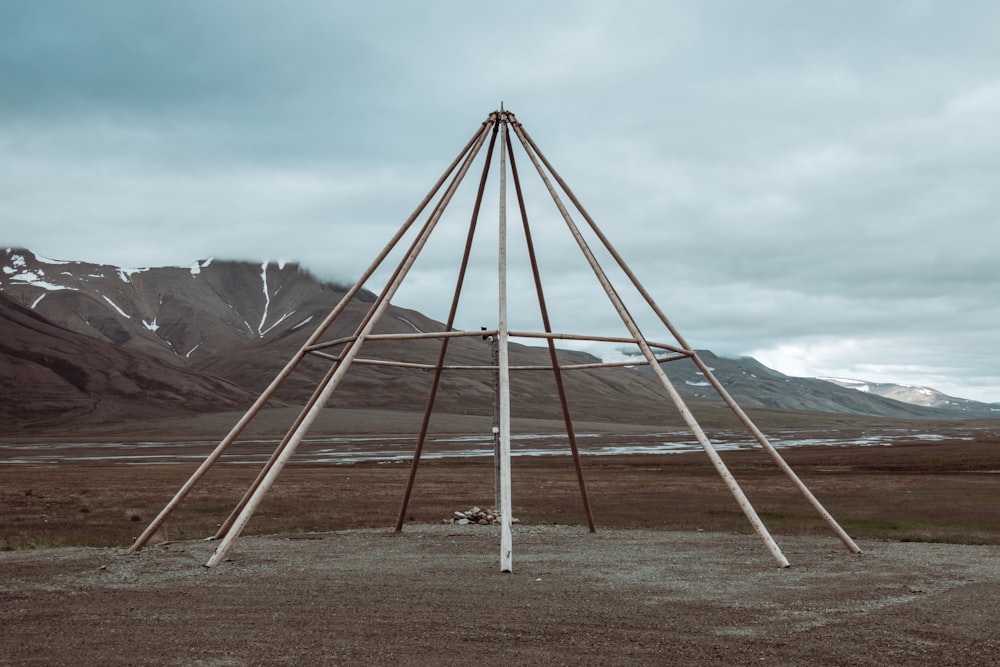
[[491, 333, 501, 514], [497, 118, 513, 573], [687, 356, 862, 553], [212, 359, 341, 539]]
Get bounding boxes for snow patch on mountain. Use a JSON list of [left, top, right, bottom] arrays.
[[397, 316, 423, 333], [2, 253, 80, 294], [101, 295, 130, 318], [17, 275, 72, 292], [27, 252, 73, 265], [260, 312, 294, 336], [258, 262, 271, 336], [117, 267, 149, 282], [190, 258, 214, 276], [290, 315, 314, 331]]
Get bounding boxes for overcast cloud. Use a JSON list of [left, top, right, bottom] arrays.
[[1, 1, 998, 402]]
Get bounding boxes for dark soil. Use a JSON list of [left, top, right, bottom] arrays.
[[2, 425, 999, 664], [2, 526, 999, 666]]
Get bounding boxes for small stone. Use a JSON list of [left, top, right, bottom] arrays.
[[454, 511, 466, 519], [457, 518, 470, 525], [478, 519, 489, 525]]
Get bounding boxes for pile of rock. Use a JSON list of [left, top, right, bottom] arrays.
[[446, 506, 518, 526]]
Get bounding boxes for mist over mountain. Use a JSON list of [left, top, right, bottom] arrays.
[[3, 248, 996, 433]]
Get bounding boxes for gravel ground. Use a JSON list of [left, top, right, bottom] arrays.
[[3, 525, 999, 665]]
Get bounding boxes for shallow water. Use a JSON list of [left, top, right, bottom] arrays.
[[0, 429, 963, 465]]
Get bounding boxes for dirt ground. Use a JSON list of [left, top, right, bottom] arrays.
[[2, 525, 999, 666], [3, 424, 999, 665]]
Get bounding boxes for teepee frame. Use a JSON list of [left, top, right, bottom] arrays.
[[130, 109, 861, 570]]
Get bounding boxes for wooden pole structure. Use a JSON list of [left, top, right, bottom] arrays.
[[133, 107, 860, 571]]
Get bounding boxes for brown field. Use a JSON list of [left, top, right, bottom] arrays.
[[2, 422, 999, 664], [3, 432, 999, 551]]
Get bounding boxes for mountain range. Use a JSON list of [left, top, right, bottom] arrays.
[[634, 351, 998, 419], [2, 248, 997, 435]]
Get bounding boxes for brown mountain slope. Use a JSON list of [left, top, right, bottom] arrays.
[[0, 293, 257, 431], [0, 249, 683, 432], [5, 248, 991, 436]]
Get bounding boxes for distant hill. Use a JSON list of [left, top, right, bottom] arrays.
[[820, 377, 998, 418], [642, 350, 1000, 419], [0, 290, 257, 428], [3, 248, 997, 434], [0, 248, 676, 432]]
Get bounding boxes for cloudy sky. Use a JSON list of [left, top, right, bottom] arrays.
[[2, 1, 998, 403]]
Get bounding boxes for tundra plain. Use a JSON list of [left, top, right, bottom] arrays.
[[2, 418, 999, 665]]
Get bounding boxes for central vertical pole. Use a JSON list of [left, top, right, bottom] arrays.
[[491, 334, 501, 513], [497, 117, 513, 573]]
